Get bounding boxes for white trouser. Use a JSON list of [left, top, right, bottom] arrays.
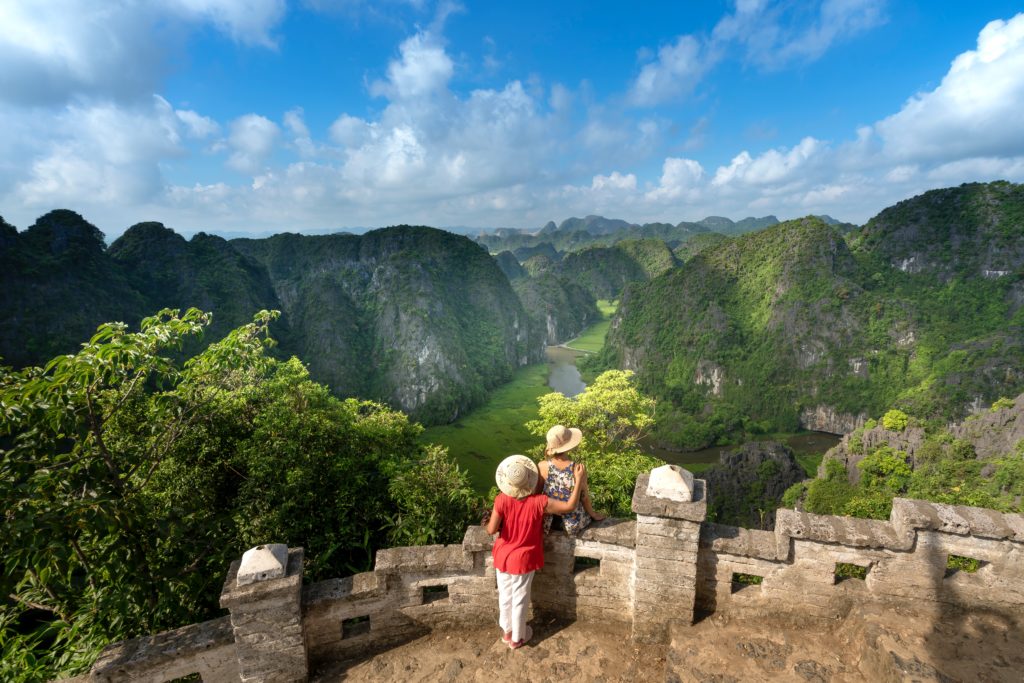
[[496, 569, 535, 642]]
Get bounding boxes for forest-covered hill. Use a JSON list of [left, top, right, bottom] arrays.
[[0, 214, 536, 424], [600, 181, 1024, 449]]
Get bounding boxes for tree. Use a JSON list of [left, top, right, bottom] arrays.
[[526, 370, 660, 517], [0, 308, 476, 681]]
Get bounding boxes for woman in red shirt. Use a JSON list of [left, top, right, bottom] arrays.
[[485, 454, 586, 649]]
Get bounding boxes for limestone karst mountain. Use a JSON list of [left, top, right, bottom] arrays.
[[601, 182, 1024, 449], [0, 216, 537, 424]]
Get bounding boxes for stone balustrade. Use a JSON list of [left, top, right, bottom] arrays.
[[78, 465, 1024, 682]]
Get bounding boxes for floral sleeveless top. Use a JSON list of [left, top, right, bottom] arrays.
[[543, 459, 591, 536]]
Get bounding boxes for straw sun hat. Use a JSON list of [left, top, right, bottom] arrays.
[[495, 455, 539, 499], [545, 424, 583, 454]]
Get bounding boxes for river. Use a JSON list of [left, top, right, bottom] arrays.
[[544, 344, 841, 465]]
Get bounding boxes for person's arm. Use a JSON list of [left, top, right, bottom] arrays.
[[486, 498, 503, 535], [535, 460, 548, 495], [545, 463, 586, 515], [581, 485, 605, 521]]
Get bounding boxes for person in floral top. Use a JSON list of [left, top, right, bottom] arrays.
[[538, 425, 605, 536]]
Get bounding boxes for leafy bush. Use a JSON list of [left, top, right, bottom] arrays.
[[0, 309, 467, 681], [386, 445, 481, 547], [881, 409, 909, 431], [990, 396, 1015, 412], [526, 370, 661, 517], [781, 481, 807, 508], [857, 446, 912, 492]]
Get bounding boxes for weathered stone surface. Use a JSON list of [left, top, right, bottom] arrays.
[[374, 544, 473, 573], [701, 522, 785, 561], [91, 616, 238, 683], [775, 510, 912, 550], [221, 548, 304, 610], [577, 517, 636, 547], [461, 524, 493, 552]]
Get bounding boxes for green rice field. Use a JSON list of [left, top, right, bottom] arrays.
[[421, 363, 550, 491], [564, 299, 616, 353]]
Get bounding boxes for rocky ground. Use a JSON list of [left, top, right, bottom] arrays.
[[313, 603, 1024, 682]]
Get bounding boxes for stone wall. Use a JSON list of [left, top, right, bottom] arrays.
[[78, 467, 1024, 682], [698, 498, 1024, 620]]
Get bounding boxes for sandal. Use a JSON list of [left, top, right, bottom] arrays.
[[508, 625, 532, 650]]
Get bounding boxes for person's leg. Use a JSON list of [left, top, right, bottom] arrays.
[[509, 571, 535, 644], [496, 569, 513, 639]]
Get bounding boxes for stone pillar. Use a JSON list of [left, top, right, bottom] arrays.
[[630, 465, 707, 643], [219, 544, 307, 682]]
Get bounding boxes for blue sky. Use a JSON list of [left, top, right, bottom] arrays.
[[2, 1, 1024, 236]]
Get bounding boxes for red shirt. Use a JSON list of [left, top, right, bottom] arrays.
[[492, 493, 547, 574]]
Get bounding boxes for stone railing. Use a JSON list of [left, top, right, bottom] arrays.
[[80, 465, 1024, 682]]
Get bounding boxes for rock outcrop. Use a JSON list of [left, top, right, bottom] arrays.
[[799, 404, 868, 435], [703, 441, 808, 528]]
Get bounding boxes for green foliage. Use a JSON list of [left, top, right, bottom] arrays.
[[857, 446, 912, 492], [0, 309, 471, 681], [946, 554, 982, 573], [420, 363, 551, 491], [800, 407, 1024, 521], [990, 396, 1015, 412], [881, 409, 909, 431], [781, 481, 807, 508], [732, 573, 763, 586], [834, 563, 869, 581], [526, 370, 661, 517], [603, 188, 1024, 449], [864, 418, 878, 430], [386, 445, 480, 547]]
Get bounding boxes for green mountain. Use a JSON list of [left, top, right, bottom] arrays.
[[229, 226, 537, 423], [0, 210, 147, 367], [559, 238, 679, 300], [602, 182, 1024, 449], [475, 213, 783, 256], [0, 215, 536, 424]]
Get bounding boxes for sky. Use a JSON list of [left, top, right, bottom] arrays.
[[2, 1, 1024, 237]]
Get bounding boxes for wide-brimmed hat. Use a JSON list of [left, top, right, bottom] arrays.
[[495, 455, 539, 499], [546, 425, 583, 454]]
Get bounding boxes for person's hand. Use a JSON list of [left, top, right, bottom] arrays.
[[573, 462, 587, 485]]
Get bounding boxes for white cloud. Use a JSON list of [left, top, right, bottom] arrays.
[[163, 0, 286, 47], [370, 32, 454, 99], [712, 137, 824, 187], [592, 172, 637, 192], [227, 114, 280, 173], [628, 36, 715, 107], [875, 14, 1024, 162], [284, 108, 316, 157], [15, 97, 184, 207], [176, 108, 220, 139], [0, 1, 286, 105], [628, 0, 885, 107], [646, 158, 705, 201]]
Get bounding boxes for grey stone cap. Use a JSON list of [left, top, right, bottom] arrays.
[[632, 472, 707, 521], [463, 524, 493, 552], [374, 543, 474, 573], [700, 522, 786, 561], [578, 518, 636, 547], [91, 615, 233, 679], [890, 498, 1024, 541], [775, 510, 913, 551], [302, 571, 383, 608], [220, 547, 304, 609]]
